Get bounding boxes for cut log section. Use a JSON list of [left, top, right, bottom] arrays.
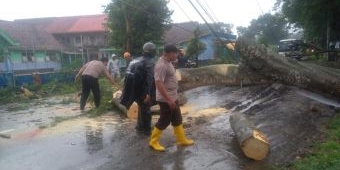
[[111, 90, 139, 119], [127, 102, 138, 119], [229, 112, 270, 160]]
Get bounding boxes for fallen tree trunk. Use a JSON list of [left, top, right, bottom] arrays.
[[236, 37, 340, 98], [111, 91, 139, 119], [176, 64, 270, 92], [229, 112, 270, 160]]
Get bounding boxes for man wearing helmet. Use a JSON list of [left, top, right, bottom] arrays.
[[120, 42, 157, 135]]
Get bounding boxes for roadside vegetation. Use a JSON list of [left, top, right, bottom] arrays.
[[86, 78, 121, 117], [287, 112, 340, 170], [0, 74, 121, 117], [0, 79, 79, 104]]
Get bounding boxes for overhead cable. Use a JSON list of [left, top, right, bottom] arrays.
[[187, 0, 223, 42], [201, 0, 220, 23], [173, 0, 194, 22]]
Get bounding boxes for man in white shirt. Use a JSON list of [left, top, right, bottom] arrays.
[[108, 54, 120, 80]]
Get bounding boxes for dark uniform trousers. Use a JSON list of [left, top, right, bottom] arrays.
[[155, 100, 182, 130], [80, 75, 100, 110]]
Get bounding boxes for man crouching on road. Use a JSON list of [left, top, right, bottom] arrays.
[[149, 44, 194, 152], [75, 57, 117, 111]]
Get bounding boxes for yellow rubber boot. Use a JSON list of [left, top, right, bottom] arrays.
[[149, 127, 165, 152], [174, 124, 194, 146]]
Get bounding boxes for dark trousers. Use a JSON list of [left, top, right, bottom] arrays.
[[80, 75, 100, 110], [136, 100, 152, 132], [155, 100, 182, 130]]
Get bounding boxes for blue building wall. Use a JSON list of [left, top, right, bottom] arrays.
[[198, 35, 215, 60], [181, 33, 237, 61], [0, 72, 75, 88]]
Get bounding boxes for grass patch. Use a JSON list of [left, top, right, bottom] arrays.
[[288, 113, 340, 170], [0, 81, 79, 105]]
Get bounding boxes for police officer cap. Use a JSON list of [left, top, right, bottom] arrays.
[[164, 43, 179, 53]]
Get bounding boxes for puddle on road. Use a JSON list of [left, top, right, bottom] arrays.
[[183, 86, 229, 111], [297, 89, 340, 108], [1, 86, 239, 170], [1, 85, 338, 170]]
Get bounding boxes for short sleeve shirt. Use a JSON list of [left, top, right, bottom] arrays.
[[82, 60, 107, 78], [154, 57, 178, 102]]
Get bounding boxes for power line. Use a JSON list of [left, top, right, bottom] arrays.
[[195, 0, 223, 33], [173, 0, 193, 22], [195, 0, 217, 24], [201, 0, 220, 23], [187, 0, 223, 42], [255, 0, 264, 15]]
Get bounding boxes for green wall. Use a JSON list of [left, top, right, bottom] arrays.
[[9, 51, 21, 62]]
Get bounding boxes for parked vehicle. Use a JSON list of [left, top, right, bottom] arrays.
[[185, 60, 197, 68], [278, 39, 304, 60]]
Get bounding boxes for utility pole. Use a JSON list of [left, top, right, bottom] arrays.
[[81, 35, 84, 64]]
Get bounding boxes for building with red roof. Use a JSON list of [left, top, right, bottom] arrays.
[[0, 14, 111, 75]]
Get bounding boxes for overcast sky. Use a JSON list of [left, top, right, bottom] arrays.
[[0, 0, 275, 33]]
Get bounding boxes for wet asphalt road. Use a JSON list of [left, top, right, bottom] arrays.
[[0, 85, 338, 170]]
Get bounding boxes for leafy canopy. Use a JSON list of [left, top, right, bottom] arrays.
[[276, 0, 340, 47], [236, 13, 289, 46], [186, 28, 206, 62], [105, 0, 172, 55]]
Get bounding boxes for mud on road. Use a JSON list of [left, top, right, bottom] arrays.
[[0, 84, 338, 170]]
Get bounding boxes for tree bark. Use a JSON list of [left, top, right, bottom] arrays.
[[111, 90, 139, 119], [176, 64, 270, 92], [229, 112, 270, 160], [236, 37, 340, 98]]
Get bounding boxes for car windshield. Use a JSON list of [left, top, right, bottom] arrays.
[[278, 40, 303, 52]]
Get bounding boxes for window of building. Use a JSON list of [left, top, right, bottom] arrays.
[[46, 52, 59, 61], [90, 36, 95, 42], [76, 36, 81, 44], [22, 51, 35, 62]]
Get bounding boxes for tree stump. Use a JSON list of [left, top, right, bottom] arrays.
[[229, 112, 270, 160]]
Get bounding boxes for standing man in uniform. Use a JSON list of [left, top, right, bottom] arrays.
[[149, 44, 194, 151], [75, 57, 117, 111], [107, 54, 120, 81]]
